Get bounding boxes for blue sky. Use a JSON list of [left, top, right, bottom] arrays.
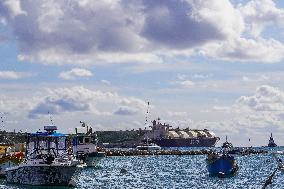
[[1, 0, 284, 146]]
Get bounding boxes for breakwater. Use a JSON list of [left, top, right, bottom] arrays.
[[103, 148, 268, 157]]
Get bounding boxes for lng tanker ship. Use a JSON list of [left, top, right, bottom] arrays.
[[144, 118, 219, 147]]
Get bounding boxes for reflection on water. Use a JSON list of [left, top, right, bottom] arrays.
[[1, 147, 284, 189]]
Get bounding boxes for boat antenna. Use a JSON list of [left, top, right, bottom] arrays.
[[0, 113, 3, 129], [0, 112, 6, 131], [145, 101, 150, 127], [48, 111, 54, 125]]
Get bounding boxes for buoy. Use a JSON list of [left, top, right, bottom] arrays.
[[120, 168, 127, 174]]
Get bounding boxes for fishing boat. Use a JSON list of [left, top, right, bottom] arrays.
[[206, 152, 238, 177], [73, 121, 105, 167], [268, 133, 277, 147], [5, 125, 80, 186], [206, 138, 238, 178]]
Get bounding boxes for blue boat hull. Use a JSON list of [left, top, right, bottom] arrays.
[[207, 156, 238, 177]]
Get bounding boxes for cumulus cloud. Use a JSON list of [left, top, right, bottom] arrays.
[[0, 0, 27, 19], [114, 106, 139, 115], [239, 0, 284, 37], [237, 85, 284, 112], [28, 86, 147, 118], [202, 37, 284, 63], [0, 71, 31, 79], [59, 68, 93, 80], [1, 0, 284, 64], [141, 0, 244, 48], [114, 97, 147, 116]]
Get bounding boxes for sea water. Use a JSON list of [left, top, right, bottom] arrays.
[[1, 147, 284, 189]]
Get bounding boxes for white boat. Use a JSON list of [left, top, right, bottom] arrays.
[[5, 125, 80, 186], [136, 136, 161, 151], [136, 143, 161, 151], [73, 121, 105, 167], [136, 138, 161, 151]]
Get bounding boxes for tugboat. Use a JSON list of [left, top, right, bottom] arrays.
[[221, 136, 233, 149], [72, 121, 105, 167], [268, 133, 277, 147], [5, 125, 80, 186], [206, 140, 238, 178]]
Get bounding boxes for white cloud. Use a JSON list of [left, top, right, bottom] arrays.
[[0, 0, 248, 65], [59, 68, 93, 80], [237, 85, 284, 112], [0, 71, 31, 79], [28, 86, 147, 118], [239, 0, 284, 37], [191, 73, 212, 79], [167, 111, 187, 117], [1, 0, 27, 19], [1, 0, 284, 66], [202, 37, 284, 63], [101, 80, 111, 85]]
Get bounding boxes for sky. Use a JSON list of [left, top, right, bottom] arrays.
[[1, 0, 284, 146]]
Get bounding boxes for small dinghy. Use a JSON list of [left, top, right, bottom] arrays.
[[206, 137, 238, 178]]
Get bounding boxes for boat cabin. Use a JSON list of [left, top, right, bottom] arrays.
[[72, 122, 98, 155], [26, 125, 68, 162]]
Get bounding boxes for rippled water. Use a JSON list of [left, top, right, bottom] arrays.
[[1, 147, 284, 189]]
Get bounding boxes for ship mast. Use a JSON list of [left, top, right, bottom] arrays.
[[48, 111, 54, 126], [145, 101, 150, 128]]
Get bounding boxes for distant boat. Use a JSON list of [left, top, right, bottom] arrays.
[[136, 143, 161, 151], [268, 133, 277, 147], [221, 136, 233, 149], [136, 137, 161, 151], [206, 139, 238, 178], [73, 121, 105, 167]]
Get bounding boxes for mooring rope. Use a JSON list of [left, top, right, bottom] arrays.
[[262, 168, 278, 189]]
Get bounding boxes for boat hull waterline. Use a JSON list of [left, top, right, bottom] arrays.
[[85, 152, 105, 167], [153, 137, 219, 147], [6, 165, 78, 186]]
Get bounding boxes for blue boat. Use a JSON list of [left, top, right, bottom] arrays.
[[206, 153, 238, 177], [207, 137, 238, 178]]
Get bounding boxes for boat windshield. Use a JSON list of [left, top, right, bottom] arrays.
[[27, 135, 67, 159]]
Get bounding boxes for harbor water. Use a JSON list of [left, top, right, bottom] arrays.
[[1, 147, 284, 189]]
